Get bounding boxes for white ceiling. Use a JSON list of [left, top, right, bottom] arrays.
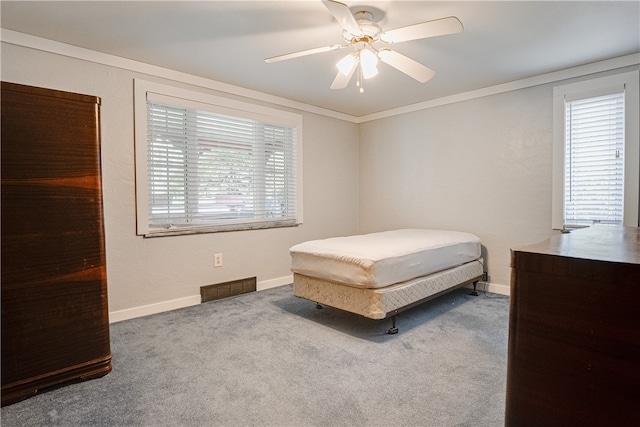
[[2, 1, 639, 117]]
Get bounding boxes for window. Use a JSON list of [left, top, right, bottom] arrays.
[[563, 92, 624, 225], [135, 80, 303, 237], [552, 71, 639, 230]]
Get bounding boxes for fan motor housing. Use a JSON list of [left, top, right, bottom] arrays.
[[344, 17, 381, 42]]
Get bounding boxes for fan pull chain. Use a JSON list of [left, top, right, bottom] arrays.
[[357, 54, 364, 93]]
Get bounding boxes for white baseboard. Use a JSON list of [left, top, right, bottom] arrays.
[[466, 281, 510, 296], [108, 294, 201, 323], [109, 275, 293, 323], [110, 276, 507, 323], [257, 275, 293, 291]]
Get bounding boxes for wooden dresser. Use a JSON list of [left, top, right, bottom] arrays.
[[506, 225, 640, 426], [1, 82, 111, 406]]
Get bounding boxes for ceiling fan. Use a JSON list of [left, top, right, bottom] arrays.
[[265, 0, 464, 92]]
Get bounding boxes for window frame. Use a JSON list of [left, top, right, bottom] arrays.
[[552, 71, 639, 229], [134, 79, 304, 237]]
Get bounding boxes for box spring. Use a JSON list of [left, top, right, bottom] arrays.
[[293, 259, 484, 320]]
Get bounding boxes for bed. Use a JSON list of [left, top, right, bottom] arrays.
[[290, 229, 484, 333]]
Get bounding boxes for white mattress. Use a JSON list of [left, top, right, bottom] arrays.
[[293, 259, 484, 320], [290, 229, 481, 289]]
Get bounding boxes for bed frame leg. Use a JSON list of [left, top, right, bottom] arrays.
[[387, 315, 399, 335], [469, 281, 479, 297]]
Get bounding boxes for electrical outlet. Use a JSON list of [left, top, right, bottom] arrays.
[[214, 253, 223, 268]]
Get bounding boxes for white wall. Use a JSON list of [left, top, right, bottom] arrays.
[[357, 66, 639, 292], [1, 42, 359, 320], [3, 37, 637, 317]]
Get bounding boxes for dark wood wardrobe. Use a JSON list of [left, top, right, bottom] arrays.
[[1, 82, 112, 406]]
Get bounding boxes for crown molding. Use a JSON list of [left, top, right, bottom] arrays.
[[1, 29, 360, 123], [358, 53, 640, 122], [3, 28, 638, 124]]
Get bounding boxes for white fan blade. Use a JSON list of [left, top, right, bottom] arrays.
[[379, 16, 463, 44], [265, 44, 344, 63], [378, 49, 435, 83], [322, 0, 363, 37], [330, 56, 358, 89]]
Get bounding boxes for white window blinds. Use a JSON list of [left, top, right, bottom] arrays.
[[144, 95, 299, 236], [564, 91, 625, 226]]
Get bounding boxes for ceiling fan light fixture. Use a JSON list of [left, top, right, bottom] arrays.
[[360, 48, 379, 79], [336, 52, 358, 75], [267, 1, 464, 91]]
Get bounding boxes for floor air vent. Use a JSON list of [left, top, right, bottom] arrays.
[[200, 277, 256, 303]]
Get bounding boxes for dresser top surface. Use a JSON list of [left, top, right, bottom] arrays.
[[513, 225, 640, 265]]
